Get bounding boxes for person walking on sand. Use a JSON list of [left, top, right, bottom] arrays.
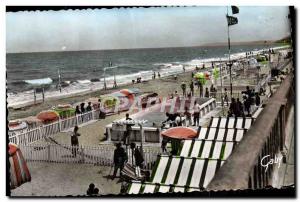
[[181, 82, 187, 97], [71, 125, 80, 157], [112, 143, 128, 179], [190, 81, 194, 96], [192, 101, 200, 126]]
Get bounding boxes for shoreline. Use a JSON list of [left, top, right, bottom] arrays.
[[7, 45, 290, 109], [8, 47, 290, 120]]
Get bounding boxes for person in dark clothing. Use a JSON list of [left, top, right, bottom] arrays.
[[80, 102, 85, 121], [224, 88, 229, 106], [190, 81, 194, 96], [255, 93, 261, 106], [86, 183, 95, 196], [75, 105, 81, 116], [244, 97, 251, 116], [236, 98, 244, 117], [161, 138, 168, 153], [192, 101, 201, 126], [204, 87, 209, 98], [80, 103, 85, 114], [162, 112, 179, 127], [229, 98, 237, 117], [130, 143, 144, 168], [93, 188, 99, 196], [123, 113, 133, 145], [86, 102, 92, 112], [158, 72, 161, 78], [181, 82, 187, 97], [112, 143, 128, 179], [71, 125, 80, 157]]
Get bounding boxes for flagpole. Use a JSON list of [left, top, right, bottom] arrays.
[[227, 6, 233, 97]]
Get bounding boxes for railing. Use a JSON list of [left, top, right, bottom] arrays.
[[207, 73, 294, 190], [9, 109, 100, 145], [20, 143, 161, 170]]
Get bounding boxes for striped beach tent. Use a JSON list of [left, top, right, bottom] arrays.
[[9, 143, 31, 189]]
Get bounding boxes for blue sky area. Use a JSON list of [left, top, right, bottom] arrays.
[[6, 6, 291, 53]]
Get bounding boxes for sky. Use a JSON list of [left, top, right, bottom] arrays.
[[6, 6, 291, 53]]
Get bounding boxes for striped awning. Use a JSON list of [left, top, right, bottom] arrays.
[[128, 156, 224, 194], [208, 117, 255, 129], [179, 139, 237, 160], [197, 127, 246, 142], [9, 143, 31, 189]]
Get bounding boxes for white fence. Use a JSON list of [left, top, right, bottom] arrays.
[[9, 109, 100, 145], [20, 143, 161, 170]]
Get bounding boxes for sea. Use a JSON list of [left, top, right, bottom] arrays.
[[6, 44, 284, 106]]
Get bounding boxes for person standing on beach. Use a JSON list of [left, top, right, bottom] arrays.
[[181, 82, 187, 97], [158, 72, 161, 78], [130, 143, 144, 169], [86, 102, 92, 112], [193, 101, 200, 126], [112, 143, 128, 179], [224, 88, 229, 106], [184, 107, 192, 126], [204, 87, 209, 98], [199, 83, 203, 97], [190, 81, 194, 96], [71, 125, 80, 157], [123, 113, 133, 145], [80, 103, 85, 121], [75, 105, 81, 116]]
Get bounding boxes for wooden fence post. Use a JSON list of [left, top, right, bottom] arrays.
[[47, 144, 51, 162]]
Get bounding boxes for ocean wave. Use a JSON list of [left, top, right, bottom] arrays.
[[24, 77, 53, 85]]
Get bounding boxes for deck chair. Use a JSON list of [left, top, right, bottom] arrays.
[[121, 163, 147, 182]]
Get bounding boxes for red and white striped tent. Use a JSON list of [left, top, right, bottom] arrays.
[[9, 143, 31, 189]]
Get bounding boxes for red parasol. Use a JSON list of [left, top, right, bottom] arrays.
[[161, 127, 198, 140], [36, 110, 59, 123], [119, 89, 135, 103], [9, 143, 31, 189]]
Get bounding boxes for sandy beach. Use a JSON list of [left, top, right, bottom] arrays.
[[9, 51, 287, 148]]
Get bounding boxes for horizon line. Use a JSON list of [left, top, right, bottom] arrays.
[[6, 38, 289, 54]]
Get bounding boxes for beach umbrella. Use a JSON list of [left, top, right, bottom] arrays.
[[161, 127, 198, 140], [204, 71, 211, 80], [119, 89, 135, 103], [9, 143, 31, 189], [194, 72, 204, 79], [194, 72, 207, 85], [213, 68, 220, 79], [36, 110, 59, 123], [54, 105, 76, 118]]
